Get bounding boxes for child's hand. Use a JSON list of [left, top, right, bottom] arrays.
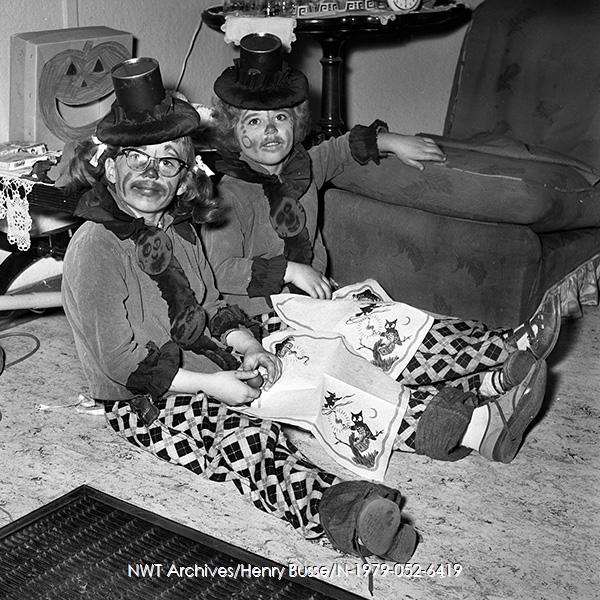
[[202, 370, 263, 406], [285, 262, 332, 299], [377, 132, 446, 171], [242, 348, 282, 390]]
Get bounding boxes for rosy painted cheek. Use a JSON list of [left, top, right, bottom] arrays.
[[241, 135, 254, 150], [118, 170, 134, 196]]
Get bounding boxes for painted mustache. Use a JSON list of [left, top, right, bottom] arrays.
[[131, 180, 166, 193]]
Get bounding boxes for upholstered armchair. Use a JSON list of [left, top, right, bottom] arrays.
[[322, 0, 600, 327]]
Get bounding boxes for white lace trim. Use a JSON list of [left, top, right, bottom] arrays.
[[0, 175, 35, 251]]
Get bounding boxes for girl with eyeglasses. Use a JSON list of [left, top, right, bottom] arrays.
[[59, 57, 423, 574]]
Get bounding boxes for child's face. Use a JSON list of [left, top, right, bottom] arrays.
[[105, 140, 189, 223], [235, 109, 294, 174]]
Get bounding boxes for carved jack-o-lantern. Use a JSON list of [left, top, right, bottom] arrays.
[[38, 40, 130, 143]]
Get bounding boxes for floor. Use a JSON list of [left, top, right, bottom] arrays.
[[0, 304, 598, 600]]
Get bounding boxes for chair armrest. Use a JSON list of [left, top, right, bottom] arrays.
[[331, 140, 600, 232]]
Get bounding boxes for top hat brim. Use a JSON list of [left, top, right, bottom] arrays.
[[96, 96, 201, 146], [213, 66, 308, 110]]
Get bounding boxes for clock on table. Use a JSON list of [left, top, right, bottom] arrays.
[[387, 0, 422, 11]]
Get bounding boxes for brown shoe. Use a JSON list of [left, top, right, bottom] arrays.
[[319, 481, 417, 595], [506, 294, 561, 360], [501, 350, 537, 390], [356, 496, 417, 563], [319, 480, 417, 562], [479, 360, 547, 463]]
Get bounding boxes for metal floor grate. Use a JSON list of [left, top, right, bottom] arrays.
[[0, 485, 362, 600]]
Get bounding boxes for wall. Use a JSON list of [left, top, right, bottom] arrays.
[[0, 0, 71, 141], [0, 0, 482, 288], [0, 0, 484, 141]]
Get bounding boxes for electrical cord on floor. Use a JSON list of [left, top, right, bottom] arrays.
[[0, 332, 42, 422], [0, 332, 41, 370]]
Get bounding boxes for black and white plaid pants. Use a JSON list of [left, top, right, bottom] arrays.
[[259, 310, 511, 454], [105, 393, 337, 537], [395, 317, 511, 451]]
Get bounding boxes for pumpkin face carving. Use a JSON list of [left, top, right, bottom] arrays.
[[38, 40, 130, 143]]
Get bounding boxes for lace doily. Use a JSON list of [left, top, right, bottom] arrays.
[[0, 176, 34, 251]]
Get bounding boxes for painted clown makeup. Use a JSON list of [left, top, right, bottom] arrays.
[[106, 140, 188, 225], [235, 109, 295, 174]]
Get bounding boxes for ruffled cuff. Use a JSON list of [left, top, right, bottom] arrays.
[[209, 304, 262, 343], [247, 255, 287, 297], [126, 340, 180, 400], [348, 119, 389, 165]]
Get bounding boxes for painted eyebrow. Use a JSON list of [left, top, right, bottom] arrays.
[[137, 144, 176, 152], [136, 144, 182, 157], [158, 144, 181, 157], [161, 144, 179, 153]]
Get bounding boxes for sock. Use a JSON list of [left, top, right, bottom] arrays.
[[514, 323, 539, 351], [480, 370, 506, 397], [460, 405, 490, 450]]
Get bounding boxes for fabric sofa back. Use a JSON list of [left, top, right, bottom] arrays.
[[445, 0, 600, 172]]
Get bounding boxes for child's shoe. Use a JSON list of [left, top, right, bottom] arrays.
[[319, 480, 417, 595], [505, 294, 561, 360], [319, 480, 417, 562], [501, 349, 537, 389], [479, 359, 547, 463], [480, 350, 538, 398], [356, 496, 417, 563]]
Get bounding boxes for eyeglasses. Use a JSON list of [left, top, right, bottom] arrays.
[[118, 148, 189, 177]]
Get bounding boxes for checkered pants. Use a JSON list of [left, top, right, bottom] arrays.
[[105, 394, 337, 537], [259, 310, 288, 337], [395, 317, 511, 452]]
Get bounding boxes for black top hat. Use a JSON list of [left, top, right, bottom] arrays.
[[96, 57, 201, 146], [213, 34, 308, 110]]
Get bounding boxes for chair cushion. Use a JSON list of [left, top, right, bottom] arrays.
[[331, 135, 600, 233]]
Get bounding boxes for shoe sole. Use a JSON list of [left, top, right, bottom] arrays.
[[493, 360, 547, 463], [356, 497, 401, 557], [381, 523, 418, 563], [532, 294, 562, 360]]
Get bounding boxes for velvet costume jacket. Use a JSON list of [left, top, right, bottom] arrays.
[[201, 128, 382, 318], [62, 184, 234, 402]]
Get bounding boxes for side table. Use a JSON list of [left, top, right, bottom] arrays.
[[202, 4, 471, 137]]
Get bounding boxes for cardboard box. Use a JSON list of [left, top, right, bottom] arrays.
[[0, 151, 44, 171], [10, 27, 133, 151]]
